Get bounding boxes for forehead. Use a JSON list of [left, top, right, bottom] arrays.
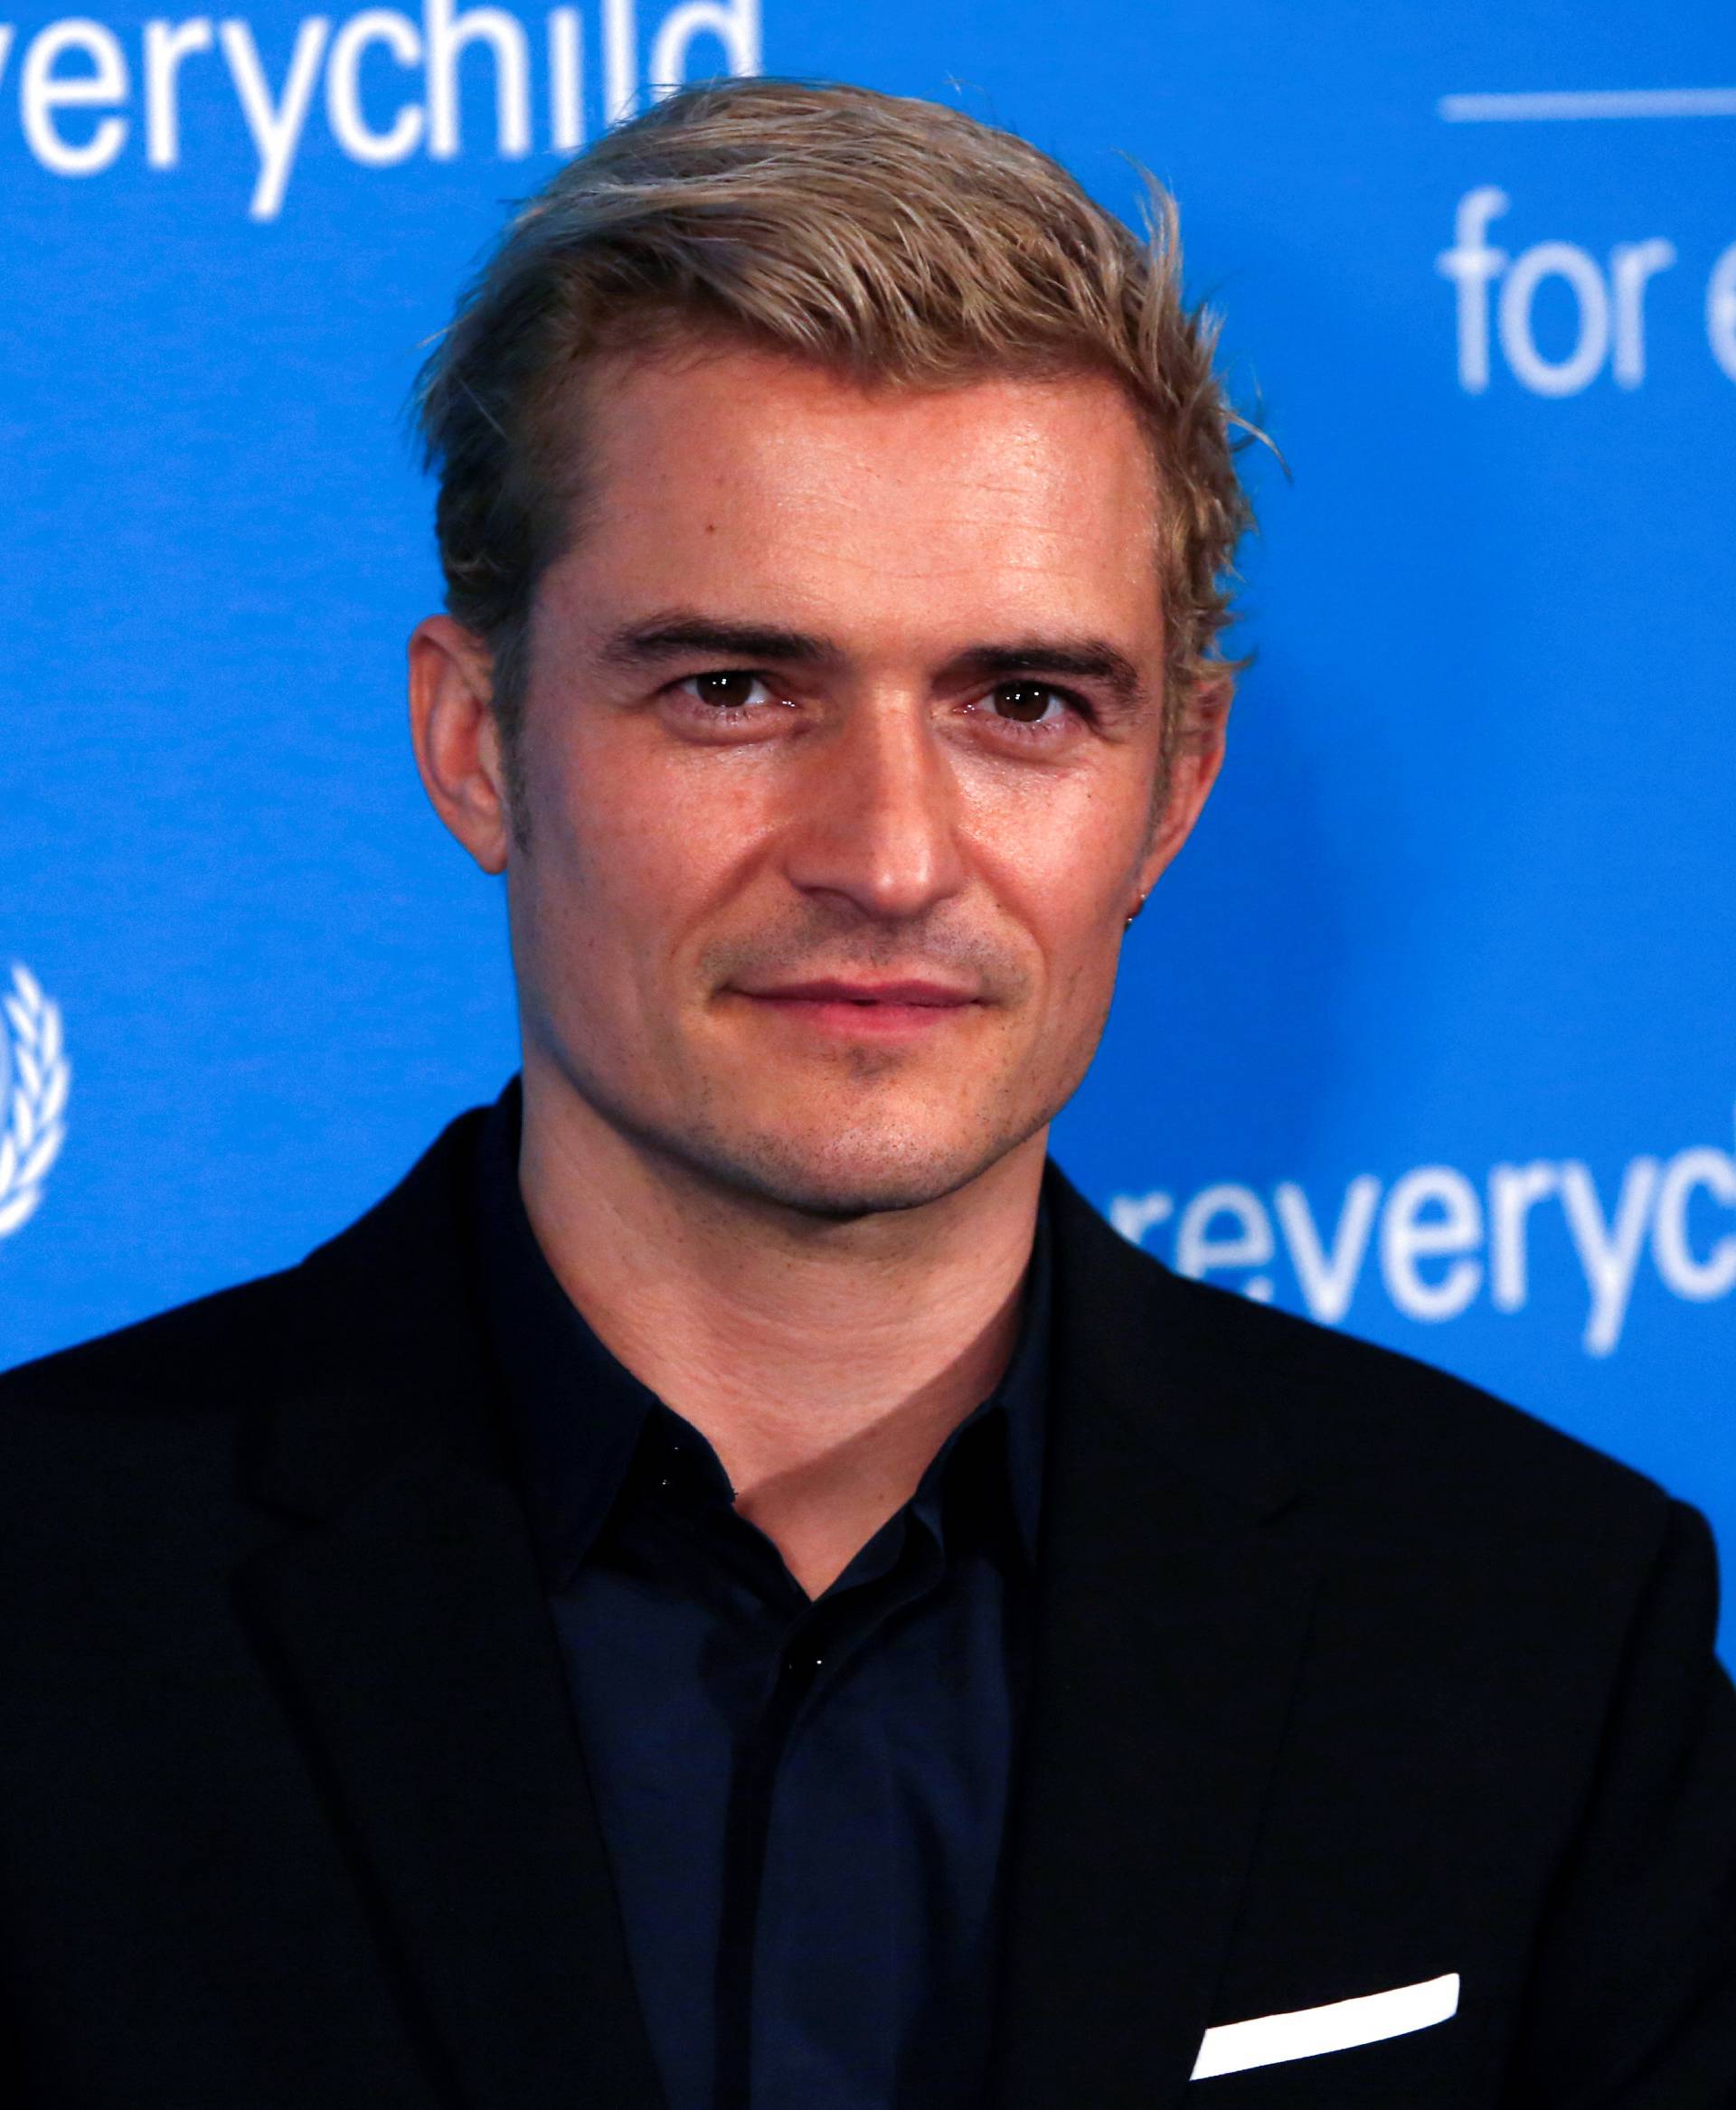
[[546, 344, 1165, 647]]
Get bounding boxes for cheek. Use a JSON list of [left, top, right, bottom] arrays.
[[965, 768, 1148, 950], [524, 725, 769, 966]]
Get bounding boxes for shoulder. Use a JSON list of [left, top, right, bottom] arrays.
[[1046, 1163, 1683, 1574], [1179, 1264, 1663, 1533], [0, 1103, 491, 1496], [0, 1261, 307, 1416], [0, 1263, 311, 1510]]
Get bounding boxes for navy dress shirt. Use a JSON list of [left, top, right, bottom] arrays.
[[474, 1085, 1050, 2110]]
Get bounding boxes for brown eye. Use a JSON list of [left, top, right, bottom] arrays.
[[690, 671, 764, 709], [993, 682, 1061, 724]]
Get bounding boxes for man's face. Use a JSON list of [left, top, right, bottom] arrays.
[[500, 343, 1216, 1217]]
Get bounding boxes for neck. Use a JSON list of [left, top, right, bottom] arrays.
[[515, 1060, 1045, 1597]]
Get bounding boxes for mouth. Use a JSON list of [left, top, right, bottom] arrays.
[[728, 977, 983, 1037]]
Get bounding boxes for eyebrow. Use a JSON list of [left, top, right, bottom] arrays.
[[595, 612, 1151, 713], [595, 615, 840, 672], [947, 641, 1146, 711]]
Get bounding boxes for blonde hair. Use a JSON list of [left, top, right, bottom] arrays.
[[417, 76, 1260, 768]]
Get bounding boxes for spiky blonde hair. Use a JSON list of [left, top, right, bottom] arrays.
[[418, 76, 1260, 774]]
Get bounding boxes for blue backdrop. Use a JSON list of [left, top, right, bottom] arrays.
[[4, 2, 1732, 1649]]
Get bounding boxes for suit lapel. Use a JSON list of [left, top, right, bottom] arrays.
[[237, 1112, 1316, 2110], [990, 1171, 1322, 2110], [237, 1111, 665, 2110]]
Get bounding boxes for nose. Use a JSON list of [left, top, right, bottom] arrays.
[[780, 697, 967, 924]]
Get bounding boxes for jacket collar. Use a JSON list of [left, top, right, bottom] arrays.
[[1040, 1160, 1299, 1521], [988, 1164, 1320, 2109], [238, 1100, 670, 2110], [241, 1107, 1317, 2110], [243, 1101, 507, 1524]]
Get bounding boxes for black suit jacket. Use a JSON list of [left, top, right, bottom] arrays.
[[2, 1105, 1733, 2108]]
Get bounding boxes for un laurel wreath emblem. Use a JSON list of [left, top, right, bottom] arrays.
[[0, 964, 70, 1242]]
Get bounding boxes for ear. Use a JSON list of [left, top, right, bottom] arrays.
[[1131, 672, 1233, 906], [408, 616, 512, 876]]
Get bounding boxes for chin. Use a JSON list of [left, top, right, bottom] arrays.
[[681, 1109, 1037, 1221]]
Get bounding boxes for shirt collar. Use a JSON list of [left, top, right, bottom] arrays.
[[475, 1076, 1050, 1587]]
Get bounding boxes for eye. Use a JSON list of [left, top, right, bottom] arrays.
[[986, 681, 1074, 728], [676, 670, 779, 711]]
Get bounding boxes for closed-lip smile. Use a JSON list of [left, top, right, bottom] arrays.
[[743, 978, 977, 1007], [730, 977, 984, 1034]]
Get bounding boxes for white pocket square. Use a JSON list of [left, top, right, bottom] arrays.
[[1191, 1971, 1460, 2080]]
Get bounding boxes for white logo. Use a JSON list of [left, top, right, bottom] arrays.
[[0, 965, 71, 1242], [1111, 1103, 1736, 1359], [0, 3, 764, 223]]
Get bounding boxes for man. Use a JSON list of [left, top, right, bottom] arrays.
[[1, 75, 1732, 2110]]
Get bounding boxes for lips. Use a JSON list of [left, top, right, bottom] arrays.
[[729, 975, 982, 1037], [742, 978, 977, 1007]]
